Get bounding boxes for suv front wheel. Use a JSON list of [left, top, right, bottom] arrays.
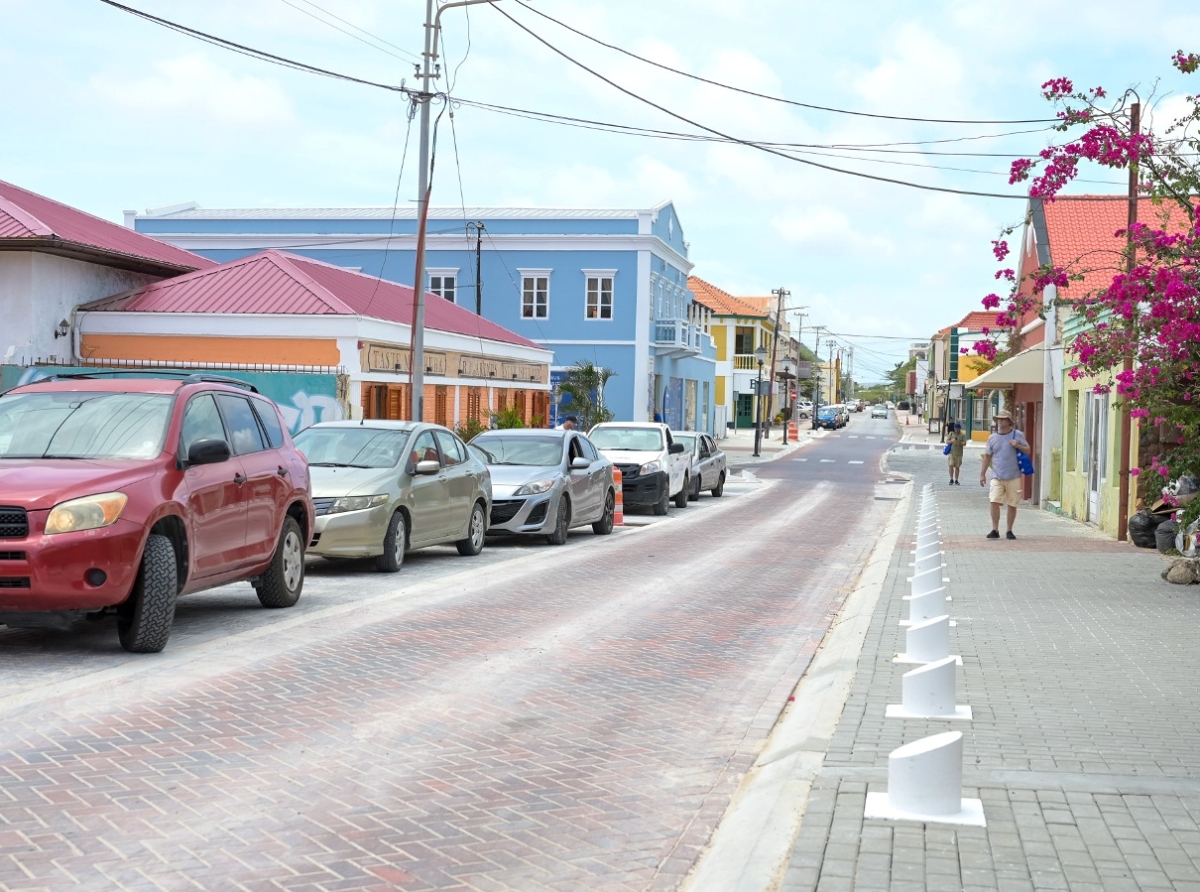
[[118, 534, 177, 654], [256, 516, 305, 608]]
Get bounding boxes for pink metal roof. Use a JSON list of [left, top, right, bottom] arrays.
[[82, 250, 542, 349], [0, 180, 212, 272]]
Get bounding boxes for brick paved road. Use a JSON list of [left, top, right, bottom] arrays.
[[0, 415, 892, 891]]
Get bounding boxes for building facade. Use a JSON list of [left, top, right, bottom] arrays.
[[131, 201, 717, 432]]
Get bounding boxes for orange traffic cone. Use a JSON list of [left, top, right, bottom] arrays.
[[613, 468, 624, 526]]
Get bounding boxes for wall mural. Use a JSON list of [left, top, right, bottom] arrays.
[[1, 365, 344, 434]]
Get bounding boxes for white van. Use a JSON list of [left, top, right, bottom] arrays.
[[587, 422, 689, 515]]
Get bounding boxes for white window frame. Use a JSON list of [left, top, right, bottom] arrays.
[[518, 268, 551, 320], [582, 269, 617, 321], [427, 268, 459, 304]]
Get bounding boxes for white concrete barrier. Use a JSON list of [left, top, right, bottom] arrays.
[[911, 551, 945, 576], [894, 614, 959, 664], [886, 657, 972, 720], [901, 587, 948, 625], [908, 567, 948, 597], [864, 731, 985, 826]]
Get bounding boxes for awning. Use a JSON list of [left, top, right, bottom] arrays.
[[965, 346, 1044, 389]]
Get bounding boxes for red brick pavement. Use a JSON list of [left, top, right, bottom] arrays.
[[0, 478, 888, 891]]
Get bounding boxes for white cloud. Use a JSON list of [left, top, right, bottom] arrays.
[[87, 54, 295, 128]]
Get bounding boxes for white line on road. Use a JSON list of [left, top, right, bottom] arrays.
[[820, 459, 835, 463], [848, 460, 864, 464], [849, 436, 859, 439]]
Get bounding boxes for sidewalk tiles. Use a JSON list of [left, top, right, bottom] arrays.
[[777, 448, 1200, 892]]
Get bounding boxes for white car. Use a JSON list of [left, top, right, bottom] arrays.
[[793, 401, 813, 419], [588, 422, 689, 515]]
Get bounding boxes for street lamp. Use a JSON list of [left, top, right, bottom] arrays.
[[752, 344, 767, 457], [781, 356, 794, 442]]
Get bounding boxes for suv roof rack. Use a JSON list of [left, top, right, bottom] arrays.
[[42, 370, 260, 393]]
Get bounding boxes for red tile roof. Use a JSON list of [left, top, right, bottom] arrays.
[[0, 180, 212, 273], [688, 276, 768, 317], [955, 311, 999, 331], [1042, 195, 1197, 296], [81, 251, 541, 348]]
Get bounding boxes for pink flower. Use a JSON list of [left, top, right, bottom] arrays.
[[1130, 467, 1141, 477]]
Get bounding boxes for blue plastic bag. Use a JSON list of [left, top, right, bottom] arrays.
[[943, 443, 952, 455], [1016, 450, 1034, 476]]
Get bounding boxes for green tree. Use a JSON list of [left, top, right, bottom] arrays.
[[557, 360, 616, 430]]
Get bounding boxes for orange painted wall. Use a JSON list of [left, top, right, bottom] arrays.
[[80, 334, 340, 366]]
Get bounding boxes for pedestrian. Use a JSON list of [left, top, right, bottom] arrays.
[[555, 414, 578, 431], [947, 422, 967, 485], [979, 410, 1031, 540]]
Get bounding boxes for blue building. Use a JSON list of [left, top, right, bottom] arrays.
[[130, 201, 717, 432]]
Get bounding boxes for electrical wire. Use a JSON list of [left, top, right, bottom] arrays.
[[276, 0, 416, 63], [363, 102, 417, 317], [507, 0, 1076, 126], [291, 0, 418, 59], [491, 5, 1035, 201], [97, 0, 412, 94]]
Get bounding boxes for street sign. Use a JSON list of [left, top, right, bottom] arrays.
[[795, 361, 812, 379]]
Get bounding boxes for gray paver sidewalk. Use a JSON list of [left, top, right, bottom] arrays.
[[779, 446, 1200, 892]]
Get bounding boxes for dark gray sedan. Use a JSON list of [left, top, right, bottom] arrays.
[[468, 429, 616, 545]]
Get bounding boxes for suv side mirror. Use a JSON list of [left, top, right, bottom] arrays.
[[668, 442, 685, 455], [186, 438, 231, 467]]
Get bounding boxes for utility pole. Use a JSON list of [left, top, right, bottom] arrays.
[[1116, 100, 1140, 543], [468, 221, 485, 315], [408, 0, 499, 421], [766, 287, 789, 436], [811, 329, 823, 430]]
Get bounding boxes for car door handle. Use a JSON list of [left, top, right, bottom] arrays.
[[233, 474, 247, 485], [276, 466, 289, 477]]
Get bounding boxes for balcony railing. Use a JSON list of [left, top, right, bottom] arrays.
[[654, 318, 701, 355]]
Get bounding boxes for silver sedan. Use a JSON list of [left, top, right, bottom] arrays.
[[294, 421, 491, 572], [671, 431, 727, 500], [468, 429, 616, 545]]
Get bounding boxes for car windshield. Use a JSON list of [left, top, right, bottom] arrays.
[[673, 434, 697, 451], [818, 407, 838, 418], [0, 391, 172, 460], [469, 435, 562, 466], [589, 427, 665, 451], [293, 427, 409, 468]]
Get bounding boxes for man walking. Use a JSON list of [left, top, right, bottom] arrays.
[[947, 422, 967, 485], [979, 410, 1030, 540]]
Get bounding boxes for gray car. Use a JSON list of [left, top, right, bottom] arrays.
[[294, 420, 491, 572], [468, 429, 616, 545], [672, 431, 727, 500]]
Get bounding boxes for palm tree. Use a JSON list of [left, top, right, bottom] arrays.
[[557, 360, 616, 429]]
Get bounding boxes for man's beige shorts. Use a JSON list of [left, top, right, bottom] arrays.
[[947, 454, 963, 469], [989, 476, 1022, 507]]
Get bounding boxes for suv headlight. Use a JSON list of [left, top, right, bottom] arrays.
[[514, 478, 556, 496], [639, 460, 662, 475], [329, 494, 389, 514], [45, 492, 128, 535]]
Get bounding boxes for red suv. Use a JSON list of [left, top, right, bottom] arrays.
[[0, 373, 313, 653]]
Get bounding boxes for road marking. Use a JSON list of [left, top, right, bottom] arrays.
[[820, 459, 835, 463], [849, 436, 859, 439], [866, 436, 877, 439], [848, 460, 864, 464], [795, 458, 807, 461]]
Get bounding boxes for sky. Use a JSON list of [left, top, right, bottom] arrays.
[[2, 0, 1198, 383]]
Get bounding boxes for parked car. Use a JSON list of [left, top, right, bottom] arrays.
[[467, 429, 615, 544], [793, 401, 813, 420], [671, 431, 727, 499], [294, 421, 489, 572], [816, 406, 841, 430], [837, 404, 851, 426], [871, 404, 889, 418], [588, 422, 688, 515], [0, 372, 313, 653]]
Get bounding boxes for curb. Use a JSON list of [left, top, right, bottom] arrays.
[[681, 463, 912, 891]]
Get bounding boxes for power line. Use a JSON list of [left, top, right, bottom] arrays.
[[276, 0, 416, 63], [491, 5, 1032, 201], [508, 0, 1075, 126], [363, 102, 418, 318], [97, 0, 412, 94]]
